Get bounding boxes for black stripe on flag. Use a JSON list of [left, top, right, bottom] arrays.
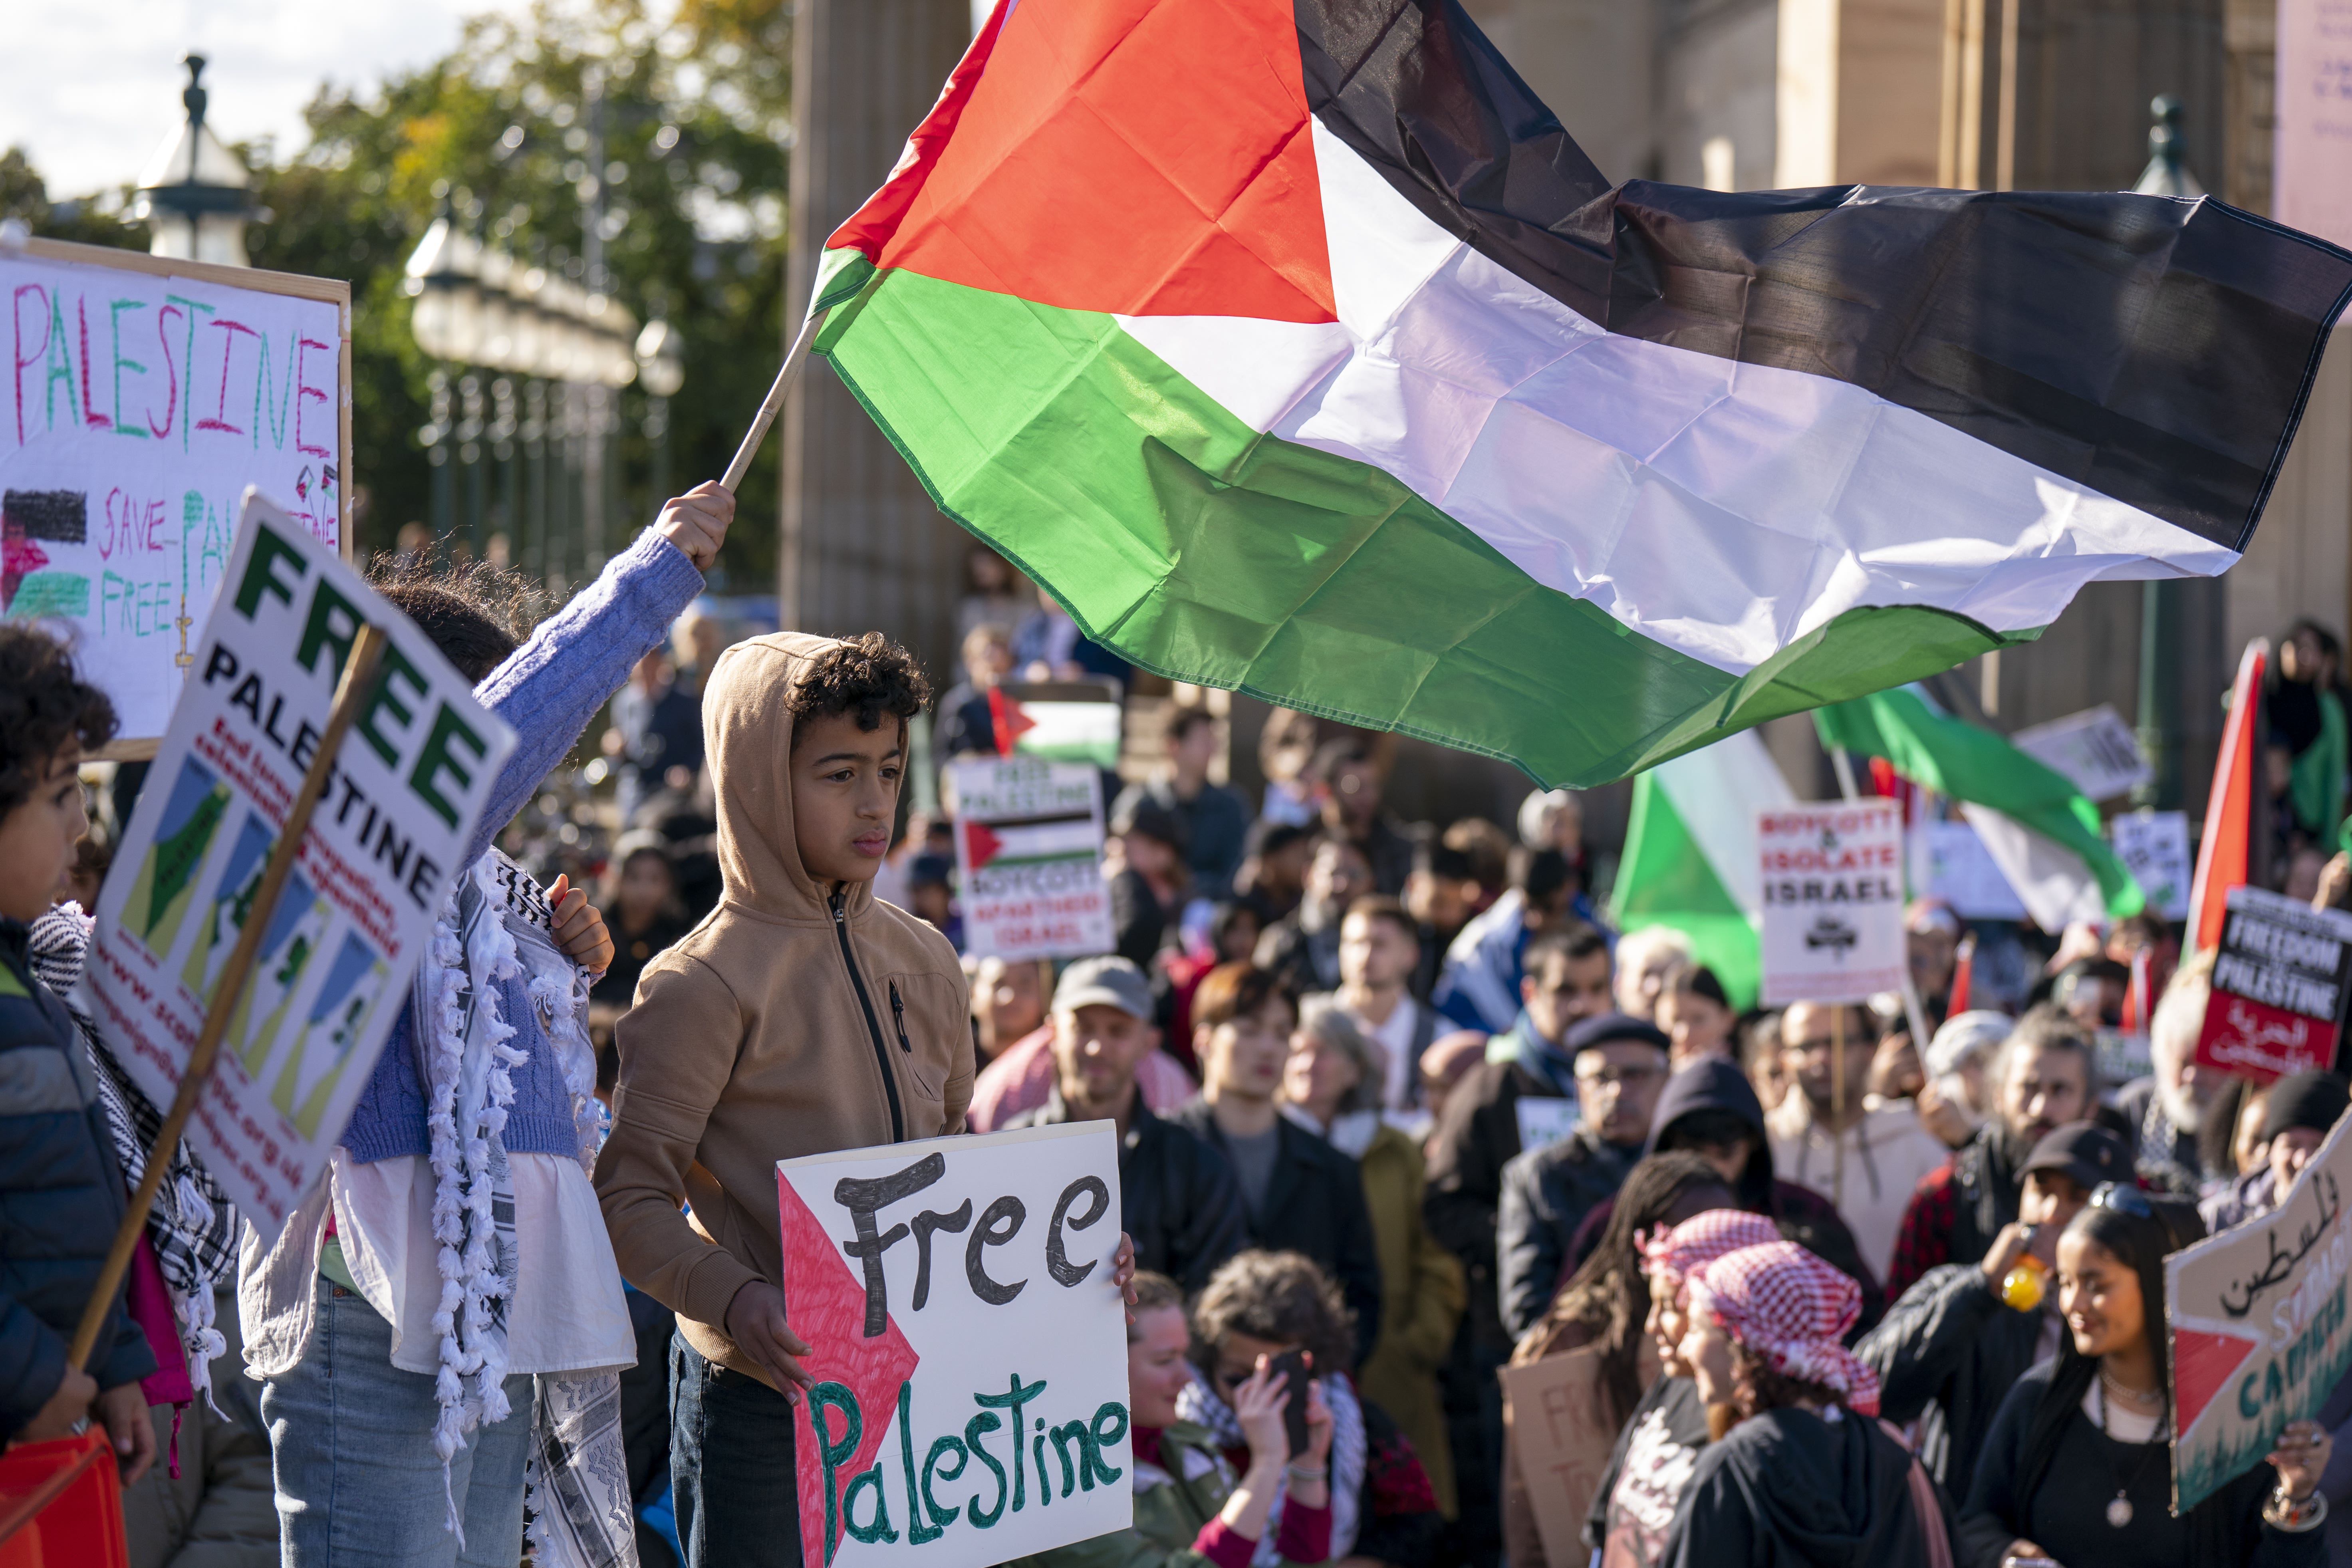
[[1294, 0, 2352, 550]]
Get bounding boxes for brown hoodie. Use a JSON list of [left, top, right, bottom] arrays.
[[595, 632, 973, 1381]]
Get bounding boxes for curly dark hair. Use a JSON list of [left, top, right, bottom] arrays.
[[788, 632, 931, 747], [365, 555, 550, 685], [1189, 1250, 1356, 1378], [0, 626, 116, 814], [1729, 1342, 1845, 1421]]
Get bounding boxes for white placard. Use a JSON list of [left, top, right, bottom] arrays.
[[2113, 809, 2193, 921], [87, 492, 512, 1237], [1758, 804, 1907, 1005], [1922, 818, 2028, 920], [2277, 0, 2352, 250], [2009, 704, 2150, 803], [778, 1122, 1132, 1568], [1514, 1094, 1579, 1155], [946, 756, 1113, 961], [1, 240, 347, 742]]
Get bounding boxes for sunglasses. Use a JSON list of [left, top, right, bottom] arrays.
[[2090, 1182, 2155, 1219]]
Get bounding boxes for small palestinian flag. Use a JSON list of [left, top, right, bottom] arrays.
[[986, 689, 1123, 769], [815, 0, 2352, 787]]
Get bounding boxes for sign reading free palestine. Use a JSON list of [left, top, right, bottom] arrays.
[[88, 491, 514, 1237], [778, 1122, 1132, 1568], [2169, 1108, 2352, 1511]]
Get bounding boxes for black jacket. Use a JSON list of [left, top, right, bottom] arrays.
[[1163, 1099, 1384, 1368], [1855, 1261, 2047, 1505], [1423, 1058, 1564, 1353], [1664, 1405, 1952, 1568], [0, 921, 154, 1433], [1961, 1360, 2322, 1568], [1007, 1089, 1250, 1294], [1495, 1127, 1640, 1339]]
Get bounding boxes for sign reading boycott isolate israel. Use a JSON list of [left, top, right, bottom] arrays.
[[2168, 1110, 2352, 1512], [1757, 804, 1905, 1006], [87, 491, 514, 1237], [777, 1122, 1131, 1568], [946, 756, 1114, 962], [2195, 886, 2352, 1084]]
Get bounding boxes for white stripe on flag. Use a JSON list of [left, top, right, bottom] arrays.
[[1117, 122, 2237, 679], [1960, 802, 2106, 931], [1651, 729, 1796, 918], [988, 820, 1100, 860]]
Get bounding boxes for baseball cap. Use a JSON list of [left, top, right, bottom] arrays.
[[1565, 1012, 1671, 1058], [2019, 1122, 2135, 1192], [1053, 955, 1153, 1022], [2264, 1070, 2352, 1142]]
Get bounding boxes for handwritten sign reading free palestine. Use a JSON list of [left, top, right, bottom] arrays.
[[2169, 1111, 2352, 1511], [2195, 886, 2352, 1084], [1757, 804, 1905, 1006], [88, 493, 514, 1237], [2, 239, 347, 742], [778, 1122, 1131, 1568]]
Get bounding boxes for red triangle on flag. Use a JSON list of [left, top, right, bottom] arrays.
[[987, 688, 1036, 754], [778, 1173, 921, 1568], [964, 820, 1004, 871], [2173, 1326, 2259, 1435]]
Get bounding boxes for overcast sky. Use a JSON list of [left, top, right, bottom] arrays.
[[5, 0, 536, 199]]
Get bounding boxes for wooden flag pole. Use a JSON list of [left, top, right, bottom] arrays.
[[720, 308, 831, 495], [66, 623, 389, 1372]]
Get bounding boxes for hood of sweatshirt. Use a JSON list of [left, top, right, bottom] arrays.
[[702, 631, 873, 926], [1695, 1407, 1926, 1564], [1647, 1056, 1776, 1207]]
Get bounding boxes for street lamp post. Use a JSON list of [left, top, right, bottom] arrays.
[[2132, 95, 2201, 808], [635, 317, 685, 510], [134, 56, 261, 267]]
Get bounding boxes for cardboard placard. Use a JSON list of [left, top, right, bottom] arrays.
[[778, 1122, 1131, 1568], [946, 756, 1113, 962], [87, 492, 513, 1236], [2, 238, 350, 748], [1501, 1355, 1616, 1568], [1757, 804, 1905, 1005], [2195, 885, 2352, 1084], [2168, 1110, 2352, 1512]]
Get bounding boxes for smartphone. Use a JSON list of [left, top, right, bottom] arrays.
[[1267, 1349, 1312, 1459]]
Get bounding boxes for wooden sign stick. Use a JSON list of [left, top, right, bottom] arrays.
[[720, 308, 832, 494], [67, 623, 389, 1372]]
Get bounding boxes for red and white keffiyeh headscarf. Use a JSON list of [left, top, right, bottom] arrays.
[[1689, 1241, 1882, 1416], [1640, 1210, 1781, 1302]]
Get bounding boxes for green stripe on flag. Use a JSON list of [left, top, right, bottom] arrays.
[[814, 260, 2036, 786], [1613, 770, 1764, 1010], [1815, 688, 2145, 918]]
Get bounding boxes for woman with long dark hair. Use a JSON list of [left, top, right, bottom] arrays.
[[1500, 1154, 1734, 1567], [1961, 1186, 2330, 1567]]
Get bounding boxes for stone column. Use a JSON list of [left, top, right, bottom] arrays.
[[781, 0, 975, 680]]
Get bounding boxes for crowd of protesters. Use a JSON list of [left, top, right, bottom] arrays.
[[4, 520, 2349, 1568]]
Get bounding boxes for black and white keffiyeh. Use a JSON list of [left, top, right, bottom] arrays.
[[31, 906, 239, 1401], [423, 852, 635, 1567], [1176, 1369, 1368, 1565]]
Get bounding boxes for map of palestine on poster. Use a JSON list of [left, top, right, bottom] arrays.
[[86, 491, 513, 1236]]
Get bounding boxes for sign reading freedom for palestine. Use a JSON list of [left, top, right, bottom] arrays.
[[1756, 804, 1906, 1006], [2169, 1108, 2352, 1511], [2195, 885, 2352, 1084], [778, 1122, 1131, 1568], [87, 492, 514, 1236]]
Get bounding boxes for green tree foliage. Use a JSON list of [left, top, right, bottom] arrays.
[[8, 0, 791, 586]]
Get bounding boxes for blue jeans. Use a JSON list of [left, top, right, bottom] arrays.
[[261, 1273, 536, 1567], [670, 1331, 802, 1568]]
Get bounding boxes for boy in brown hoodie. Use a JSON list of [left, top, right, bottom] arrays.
[[596, 630, 971, 1560], [599, 630, 1141, 1566]]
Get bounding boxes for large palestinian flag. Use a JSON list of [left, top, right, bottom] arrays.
[[812, 0, 2352, 787]]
